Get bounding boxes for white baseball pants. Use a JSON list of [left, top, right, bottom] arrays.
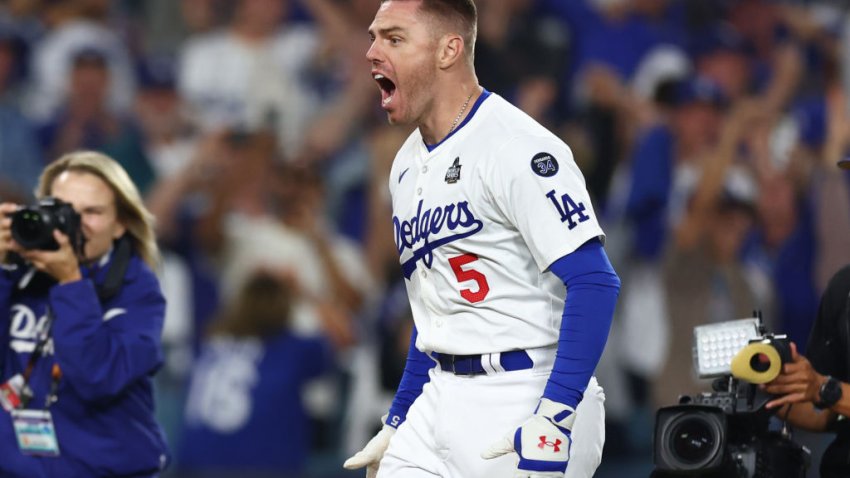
[[377, 367, 605, 478]]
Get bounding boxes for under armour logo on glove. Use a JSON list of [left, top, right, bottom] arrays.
[[482, 398, 576, 477], [539, 436, 562, 452]]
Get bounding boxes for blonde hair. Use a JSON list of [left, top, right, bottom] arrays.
[[37, 151, 160, 268]]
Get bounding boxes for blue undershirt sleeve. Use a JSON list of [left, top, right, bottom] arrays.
[[543, 238, 620, 409], [386, 326, 435, 428]]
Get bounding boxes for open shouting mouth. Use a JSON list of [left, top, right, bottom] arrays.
[[373, 72, 397, 108]]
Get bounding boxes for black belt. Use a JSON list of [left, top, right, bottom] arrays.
[[434, 350, 533, 375]]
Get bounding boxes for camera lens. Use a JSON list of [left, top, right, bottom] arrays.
[[10, 206, 61, 251], [668, 415, 721, 466], [11, 210, 48, 246]]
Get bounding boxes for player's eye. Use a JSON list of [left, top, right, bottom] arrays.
[[390, 36, 402, 45]]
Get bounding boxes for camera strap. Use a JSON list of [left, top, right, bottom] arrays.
[[95, 235, 131, 303]]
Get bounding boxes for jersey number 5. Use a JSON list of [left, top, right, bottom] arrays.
[[448, 254, 490, 303]]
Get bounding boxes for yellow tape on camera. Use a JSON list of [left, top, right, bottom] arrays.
[[730, 342, 782, 384]]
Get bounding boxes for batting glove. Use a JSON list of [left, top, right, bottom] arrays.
[[343, 418, 396, 478], [482, 398, 576, 478]]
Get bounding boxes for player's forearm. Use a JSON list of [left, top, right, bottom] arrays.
[[544, 240, 620, 407], [544, 274, 619, 407], [386, 326, 434, 428]]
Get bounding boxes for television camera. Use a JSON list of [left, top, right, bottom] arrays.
[[652, 315, 810, 477]]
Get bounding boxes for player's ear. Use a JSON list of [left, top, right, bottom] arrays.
[[437, 33, 464, 70]]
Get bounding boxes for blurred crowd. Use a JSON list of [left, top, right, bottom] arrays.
[[0, 0, 849, 476]]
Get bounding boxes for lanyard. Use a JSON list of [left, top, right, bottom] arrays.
[[19, 307, 61, 409], [22, 306, 54, 382]]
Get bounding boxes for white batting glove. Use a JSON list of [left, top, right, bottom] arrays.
[[343, 420, 396, 478], [482, 398, 576, 478]]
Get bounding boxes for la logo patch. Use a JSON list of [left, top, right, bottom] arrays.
[[531, 152, 559, 177], [445, 157, 462, 184]]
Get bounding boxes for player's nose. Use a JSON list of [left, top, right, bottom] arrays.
[[366, 41, 382, 64]]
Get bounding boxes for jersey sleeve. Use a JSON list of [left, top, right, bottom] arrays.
[[485, 134, 605, 271], [49, 263, 166, 402]]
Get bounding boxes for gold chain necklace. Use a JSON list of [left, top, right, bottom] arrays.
[[447, 91, 475, 135]]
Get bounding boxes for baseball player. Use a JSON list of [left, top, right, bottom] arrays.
[[345, 1, 621, 477]]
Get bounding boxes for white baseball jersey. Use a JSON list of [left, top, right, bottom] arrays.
[[389, 93, 605, 355]]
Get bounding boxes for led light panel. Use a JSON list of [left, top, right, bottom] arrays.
[[693, 318, 761, 378]]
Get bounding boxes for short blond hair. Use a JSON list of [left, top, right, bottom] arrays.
[[37, 151, 160, 268]]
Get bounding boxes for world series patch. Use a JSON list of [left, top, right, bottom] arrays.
[[445, 157, 462, 183], [531, 152, 559, 177]]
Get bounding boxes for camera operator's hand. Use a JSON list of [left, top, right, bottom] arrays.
[[764, 342, 825, 409], [18, 229, 82, 284], [0, 202, 21, 264]]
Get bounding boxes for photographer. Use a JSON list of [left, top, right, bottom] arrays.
[[0, 151, 169, 476], [764, 265, 850, 478]]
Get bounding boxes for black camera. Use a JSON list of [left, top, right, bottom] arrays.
[[652, 320, 809, 478], [10, 197, 85, 255], [653, 380, 809, 477]]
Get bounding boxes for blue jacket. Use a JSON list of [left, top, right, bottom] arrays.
[[0, 249, 169, 477]]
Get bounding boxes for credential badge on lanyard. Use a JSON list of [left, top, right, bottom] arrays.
[[12, 408, 60, 456], [6, 306, 62, 457], [11, 364, 62, 457]]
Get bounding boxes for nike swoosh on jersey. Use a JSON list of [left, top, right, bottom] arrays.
[[398, 168, 410, 183]]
